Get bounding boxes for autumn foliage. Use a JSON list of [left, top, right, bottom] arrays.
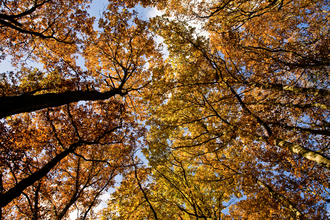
[[0, 0, 329, 219]]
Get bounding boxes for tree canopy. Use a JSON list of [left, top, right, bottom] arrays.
[[1, 0, 329, 219]]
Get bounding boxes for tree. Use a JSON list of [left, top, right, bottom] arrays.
[[1, 99, 143, 219], [100, 150, 236, 220], [140, 0, 329, 218], [0, 0, 162, 219], [0, 0, 162, 119]]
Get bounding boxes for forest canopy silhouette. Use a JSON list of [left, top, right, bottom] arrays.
[[0, 0, 329, 219]]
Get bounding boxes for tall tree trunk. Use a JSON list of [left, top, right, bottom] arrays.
[[0, 142, 81, 208], [246, 81, 330, 99], [273, 138, 330, 169], [0, 88, 126, 118]]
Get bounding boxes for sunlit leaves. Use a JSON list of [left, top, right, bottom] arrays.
[[0, 0, 156, 219], [1, 0, 330, 219], [141, 0, 330, 219]]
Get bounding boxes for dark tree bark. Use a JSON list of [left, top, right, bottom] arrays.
[[0, 142, 81, 208], [0, 89, 126, 118]]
